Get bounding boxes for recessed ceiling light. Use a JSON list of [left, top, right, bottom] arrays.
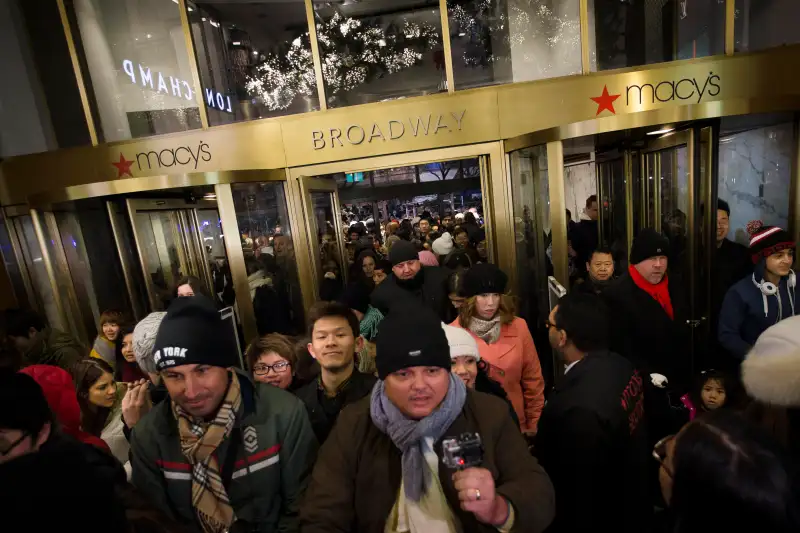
[[647, 128, 675, 136]]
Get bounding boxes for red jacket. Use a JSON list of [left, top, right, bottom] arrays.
[[19, 365, 110, 452]]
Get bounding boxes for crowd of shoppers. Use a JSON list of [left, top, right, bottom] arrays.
[[1, 200, 799, 533]]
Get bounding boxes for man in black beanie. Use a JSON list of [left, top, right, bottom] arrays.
[[130, 296, 317, 533], [603, 229, 691, 442], [371, 239, 451, 320], [301, 305, 555, 533]]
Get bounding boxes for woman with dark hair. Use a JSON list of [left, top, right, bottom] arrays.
[[450, 263, 545, 434], [117, 324, 148, 383], [654, 410, 799, 532], [72, 358, 127, 465], [174, 275, 207, 299]]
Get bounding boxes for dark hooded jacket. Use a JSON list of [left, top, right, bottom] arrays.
[[371, 266, 451, 320], [718, 261, 797, 360]]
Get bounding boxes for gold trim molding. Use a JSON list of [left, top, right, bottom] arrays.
[[3, 46, 800, 205]]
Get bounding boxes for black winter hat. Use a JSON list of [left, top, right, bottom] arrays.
[[747, 220, 795, 264], [389, 240, 419, 266], [0, 371, 52, 434], [375, 305, 451, 379], [630, 229, 670, 265], [462, 262, 508, 297], [153, 296, 237, 371]]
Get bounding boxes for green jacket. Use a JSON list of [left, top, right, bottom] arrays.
[[130, 370, 318, 533], [23, 327, 85, 374]]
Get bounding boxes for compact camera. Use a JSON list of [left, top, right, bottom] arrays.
[[442, 432, 484, 470]]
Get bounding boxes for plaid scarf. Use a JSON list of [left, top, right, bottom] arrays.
[[172, 371, 242, 533]]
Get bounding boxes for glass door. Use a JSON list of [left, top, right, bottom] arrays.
[[639, 127, 714, 377], [298, 177, 348, 300], [127, 199, 219, 311]]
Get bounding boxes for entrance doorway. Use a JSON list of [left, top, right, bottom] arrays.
[[127, 197, 224, 311], [292, 149, 497, 305]]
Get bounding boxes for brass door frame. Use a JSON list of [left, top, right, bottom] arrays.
[[297, 177, 348, 305], [287, 142, 514, 301], [126, 198, 218, 310]]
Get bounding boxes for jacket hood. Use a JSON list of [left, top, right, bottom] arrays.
[[742, 315, 800, 407], [18, 365, 81, 432]]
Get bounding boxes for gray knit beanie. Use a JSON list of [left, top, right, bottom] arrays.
[[133, 312, 166, 374]]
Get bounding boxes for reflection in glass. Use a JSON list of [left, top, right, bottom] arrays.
[[313, 0, 445, 107], [69, 0, 202, 141], [188, 1, 319, 126], [12, 216, 64, 331], [447, 0, 581, 89], [232, 183, 304, 336], [509, 146, 552, 383], [589, 0, 724, 71], [734, 0, 800, 53], [718, 121, 793, 245], [311, 191, 346, 299], [0, 217, 31, 310], [135, 211, 183, 309]]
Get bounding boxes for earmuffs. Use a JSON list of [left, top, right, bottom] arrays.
[[752, 270, 796, 319]]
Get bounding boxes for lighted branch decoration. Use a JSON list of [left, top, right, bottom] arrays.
[[449, 0, 581, 74], [244, 12, 440, 110]]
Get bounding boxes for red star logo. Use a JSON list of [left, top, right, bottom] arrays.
[[111, 153, 134, 178], [590, 85, 621, 116]]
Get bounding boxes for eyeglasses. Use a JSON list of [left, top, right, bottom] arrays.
[[0, 432, 30, 456], [544, 320, 561, 331], [652, 434, 675, 477], [253, 361, 290, 376]]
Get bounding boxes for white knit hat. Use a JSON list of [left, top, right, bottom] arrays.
[[133, 312, 166, 374], [442, 323, 480, 361], [432, 232, 454, 257], [742, 315, 800, 407]]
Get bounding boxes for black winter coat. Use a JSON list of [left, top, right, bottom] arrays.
[[535, 351, 651, 533], [602, 272, 692, 389], [295, 369, 377, 445], [371, 266, 451, 320]]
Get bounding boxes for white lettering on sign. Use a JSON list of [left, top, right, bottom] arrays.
[[120, 59, 232, 113]]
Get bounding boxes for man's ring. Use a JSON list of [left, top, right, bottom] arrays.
[[475, 489, 481, 501]]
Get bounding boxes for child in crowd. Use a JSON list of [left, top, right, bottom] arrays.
[[680, 369, 733, 421]]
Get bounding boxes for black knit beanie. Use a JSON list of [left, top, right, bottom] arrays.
[[375, 306, 451, 379], [630, 229, 670, 265], [152, 296, 238, 371], [389, 240, 419, 266], [747, 220, 795, 264], [462, 262, 508, 298], [0, 371, 52, 435]]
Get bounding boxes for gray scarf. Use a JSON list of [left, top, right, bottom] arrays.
[[468, 315, 502, 344], [370, 374, 467, 502]]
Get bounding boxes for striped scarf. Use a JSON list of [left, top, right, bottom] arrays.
[[172, 371, 242, 533]]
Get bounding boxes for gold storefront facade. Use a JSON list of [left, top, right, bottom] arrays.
[[2, 0, 800, 372]]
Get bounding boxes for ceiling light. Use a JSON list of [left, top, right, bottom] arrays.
[[188, 6, 193, 11], [146, 34, 152, 39], [458, 32, 466, 37], [232, 41, 241, 45], [647, 128, 675, 136], [203, 193, 217, 199]]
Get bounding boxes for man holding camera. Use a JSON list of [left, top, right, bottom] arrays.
[[301, 306, 555, 533]]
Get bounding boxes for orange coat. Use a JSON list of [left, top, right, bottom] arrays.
[[451, 316, 545, 433]]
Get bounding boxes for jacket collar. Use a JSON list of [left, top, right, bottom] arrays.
[[554, 350, 609, 391]]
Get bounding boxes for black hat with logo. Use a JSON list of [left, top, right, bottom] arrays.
[[152, 296, 237, 371], [375, 305, 451, 380]]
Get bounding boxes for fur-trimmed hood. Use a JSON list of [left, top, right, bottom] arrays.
[[741, 315, 800, 407]]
